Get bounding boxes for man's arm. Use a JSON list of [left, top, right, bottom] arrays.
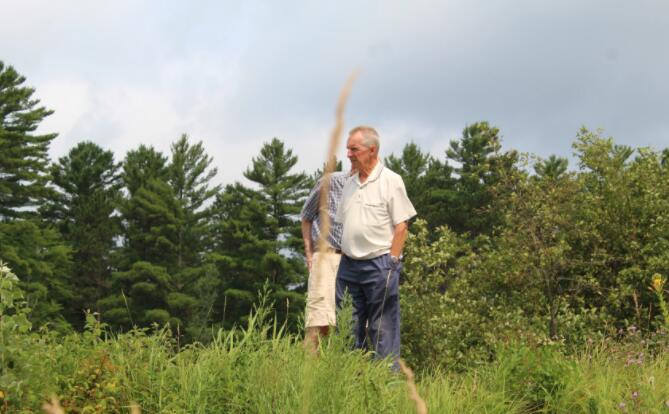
[[389, 220, 409, 260], [300, 179, 322, 273], [387, 174, 416, 264], [301, 219, 314, 273]]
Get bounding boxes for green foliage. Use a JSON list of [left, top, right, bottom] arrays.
[[165, 135, 222, 338], [0, 61, 58, 220], [652, 274, 669, 331], [402, 220, 543, 371], [418, 157, 457, 230], [401, 129, 669, 374], [445, 122, 520, 236], [0, 220, 72, 330], [496, 343, 576, 411], [87, 135, 221, 339], [209, 138, 310, 329], [571, 129, 669, 331], [497, 153, 585, 339], [112, 144, 180, 332], [0, 261, 32, 335], [385, 141, 458, 230], [401, 219, 476, 370], [168, 134, 221, 270], [47, 141, 122, 328], [121, 145, 175, 259], [385, 123, 520, 237], [384, 141, 432, 206], [102, 261, 173, 329], [0, 261, 40, 409], [0, 62, 72, 331], [243, 138, 310, 252], [1, 278, 668, 413], [534, 154, 568, 180]]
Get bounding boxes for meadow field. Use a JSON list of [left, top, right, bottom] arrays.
[[2, 272, 668, 413]]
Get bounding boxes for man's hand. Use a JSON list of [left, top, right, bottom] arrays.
[[390, 255, 400, 270], [306, 254, 313, 273], [302, 219, 314, 274]]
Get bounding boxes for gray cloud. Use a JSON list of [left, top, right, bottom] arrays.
[[1, 0, 667, 184]]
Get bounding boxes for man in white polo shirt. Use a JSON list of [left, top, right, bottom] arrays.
[[334, 126, 416, 367]]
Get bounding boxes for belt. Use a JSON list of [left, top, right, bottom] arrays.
[[323, 247, 342, 254]]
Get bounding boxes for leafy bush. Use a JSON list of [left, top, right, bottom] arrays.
[[401, 220, 549, 371]]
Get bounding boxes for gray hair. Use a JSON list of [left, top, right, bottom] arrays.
[[349, 126, 380, 151]]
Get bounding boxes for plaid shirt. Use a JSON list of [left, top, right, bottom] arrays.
[[300, 171, 350, 250]]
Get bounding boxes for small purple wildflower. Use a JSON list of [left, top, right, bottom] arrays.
[[631, 391, 639, 399], [624, 352, 644, 366]]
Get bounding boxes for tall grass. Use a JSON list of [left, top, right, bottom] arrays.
[[3, 301, 669, 412], [2, 268, 669, 412]]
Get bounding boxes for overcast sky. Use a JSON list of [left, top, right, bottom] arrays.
[[1, 0, 668, 184]]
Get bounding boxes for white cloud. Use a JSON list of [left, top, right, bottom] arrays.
[[35, 78, 92, 157]]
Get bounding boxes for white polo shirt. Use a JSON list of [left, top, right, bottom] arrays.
[[335, 162, 417, 260]]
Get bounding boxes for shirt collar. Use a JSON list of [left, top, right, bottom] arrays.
[[355, 159, 384, 187]]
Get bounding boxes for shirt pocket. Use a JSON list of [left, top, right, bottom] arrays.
[[362, 201, 389, 224], [363, 201, 386, 210]]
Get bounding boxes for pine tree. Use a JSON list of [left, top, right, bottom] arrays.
[[0, 61, 58, 219], [167, 134, 221, 339], [0, 61, 72, 330], [420, 158, 457, 230], [47, 141, 121, 327], [384, 142, 430, 198], [534, 155, 568, 180], [119, 145, 176, 266], [99, 145, 179, 329], [168, 134, 221, 270], [100, 138, 223, 336], [211, 138, 310, 328], [385, 142, 435, 222], [243, 138, 310, 249], [243, 138, 310, 286], [446, 122, 519, 236]]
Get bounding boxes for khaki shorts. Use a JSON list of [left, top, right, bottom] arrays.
[[305, 251, 341, 327]]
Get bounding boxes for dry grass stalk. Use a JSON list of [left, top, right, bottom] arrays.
[[316, 70, 358, 254], [40, 395, 141, 413], [300, 69, 357, 414], [41, 396, 64, 414], [399, 359, 428, 414], [314, 70, 358, 270]]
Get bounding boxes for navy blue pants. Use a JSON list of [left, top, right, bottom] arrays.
[[335, 254, 401, 365]]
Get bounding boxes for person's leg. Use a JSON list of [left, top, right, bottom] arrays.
[[323, 251, 341, 328], [336, 256, 368, 349], [364, 255, 401, 366], [304, 252, 331, 353], [304, 251, 340, 353], [303, 326, 323, 354]]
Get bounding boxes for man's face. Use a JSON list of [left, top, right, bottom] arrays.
[[346, 132, 376, 171]]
